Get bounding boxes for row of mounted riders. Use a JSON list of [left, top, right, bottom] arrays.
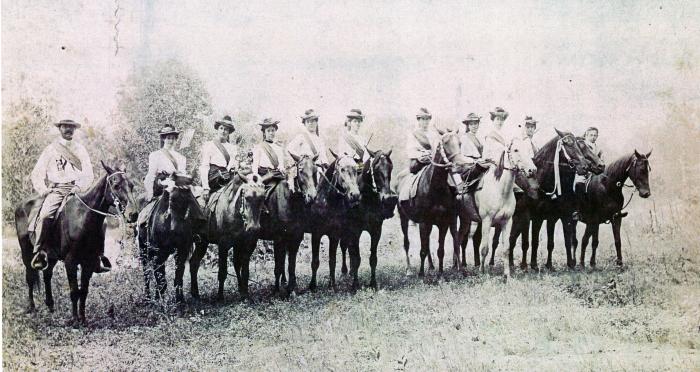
[[15, 128, 651, 322]]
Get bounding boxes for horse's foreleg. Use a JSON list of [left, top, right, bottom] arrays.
[[581, 224, 592, 267], [273, 239, 285, 292], [590, 224, 600, 267], [400, 212, 412, 275], [43, 260, 57, 312], [154, 258, 167, 301], [78, 269, 93, 323], [418, 223, 433, 277], [473, 223, 483, 267], [545, 219, 556, 270], [66, 265, 79, 321], [490, 226, 501, 266], [448, 217, 460, 271], [138, 235, 152, 300], [571, 221, 579, 262], [436, 225, 448, 274], [348, 234, 361, 291], [309, 233, 321, 291], [340, 239, 348, 275], [237, 243, 254, 299], [530, 218, 543, 271], [287, 236, 302, 294], [25, 267, 38, 313], [517, 220, 528, 270], [561, 217, 576, 269], [189, 240, 208, 300], [174, 245, 188, 303], [611, 217, 623, 266], [457, 218, 471, 268], [501, 218, 514, 280], [479, 217, 492, 274], [217, 244, 230, 300], [329, 237, 339, 289], [369, 223, 382, 289]]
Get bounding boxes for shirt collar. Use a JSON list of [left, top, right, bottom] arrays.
[[57, 138, 72, 146]]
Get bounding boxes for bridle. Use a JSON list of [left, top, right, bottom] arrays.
[[319, 155, 355, 196], [74, 171, 129, 219], [365, 153, 390, 193], [432, 132, 461, 168], [291, 154, 318, 195], [546, 133, 585, 197], [616, 154, 651, 212]]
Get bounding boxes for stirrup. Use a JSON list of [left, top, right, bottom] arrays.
[[31, 251, 48, 271]]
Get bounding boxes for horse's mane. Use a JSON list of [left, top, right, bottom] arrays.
[[533, 135, 561, 166], [604, 153, 635, 183]]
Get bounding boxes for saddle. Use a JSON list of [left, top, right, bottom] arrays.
[[398, 167, 427, 202], [27, 193, 75, 233], [456, 162, 490, 195]]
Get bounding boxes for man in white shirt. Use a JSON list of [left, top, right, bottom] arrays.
[[337, 109, 371, 165], [287, 109, 330, 169], [29, 119, 94, 270], [406, 108, 440, 174], [200, 115, 239, 202]]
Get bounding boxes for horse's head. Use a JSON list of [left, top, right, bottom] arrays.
[[576, 137, 605, 175], [508, 139, 539, 199], [554, 128, 589, 176], [329, 149, 361, 207], [630, 149, 652, 198], [163, 173, 195, 232], [101, 161, 139, 223], [366, 148, 398, 218], [237, 178, 266, 233], [433, 127, 464, 166], [290, 152, 318, 204]]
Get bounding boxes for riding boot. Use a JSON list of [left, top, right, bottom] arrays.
[[95, 255, 112, 274], [31, 218, 54, 271]]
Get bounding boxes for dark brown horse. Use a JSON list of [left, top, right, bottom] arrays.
[[307, 152, 361, 290], [189, 174, 266, 300], [138, 174, 204, 302], [259, 153, 318, 294], [396, 130, 467, 276], [529, 131, 605, 270], [572, 150, 651, 267], [338, 149, 398, 289], [14, 162, 139, 321]]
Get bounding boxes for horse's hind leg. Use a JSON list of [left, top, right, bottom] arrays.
[[490, 226, 501, 266], [479, 217, 492, 274], [458, 219, 471, 268], [449, 217, 460, 271], [25, 267, 38, 313], [418, 223, 433, 277], [43, 260, 57, 312], [347, 234, 361, 291], [340, 239, 348, 275], [174, 246, 188, 303], [78, 269, 93, 323], [329, 237, 339, 289], [66, 265, 79, 321], [154, 259, 168, 302], [611, 217, 623, 266], [517, 220, 528, 270], [590, 224, 600, 267], [473, 223, 483, 267], [273, 239, 285, 292], [400, 211, 412, 275], [286, 235, 302, 294], [581, 224, 592, 268], [369, 223, 382, 289], [530, 218, 543, 271], [189, 240, 208, 300], [545, 219, 556, 270], [217, 244, 230, 300], [138, 236, 152, 300], [309, 233, 321, 291], [501, 218, 514, 280], [436, 224, 448, 274]]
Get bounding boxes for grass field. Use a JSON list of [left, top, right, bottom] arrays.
[[2, 201, 699, 371]]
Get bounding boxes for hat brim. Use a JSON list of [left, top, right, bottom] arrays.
[[524, 121, 538, 126], [301, 115, 319, 122], [54, 122, 81, 129], [214, 122, 235, 131], [416, 115, 432, 119], [258, 121, 280, 128], [159, 130, 181, 136], [462, 119, 481, 124], [346, 115, 364, 120], [490, 112, 509, 120]]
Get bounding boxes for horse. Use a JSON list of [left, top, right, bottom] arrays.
[[189, 174, 267, 300], [14, 162, 139, 321], [258, 153, 318, 295], [137, 173, 204, 303], [454, 137, 538, 278], [338, 149, 398, 289], [307, 151, 361, 290], [462, 141, 541, 270], [572, 150, 652, 267], [395, 129, 467, 276], [528, 130, 605, 270]]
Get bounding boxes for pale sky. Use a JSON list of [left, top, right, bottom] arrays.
[[3, 0, 699, 153]]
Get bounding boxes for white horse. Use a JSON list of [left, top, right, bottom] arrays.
[[456, 138, 538, 279]]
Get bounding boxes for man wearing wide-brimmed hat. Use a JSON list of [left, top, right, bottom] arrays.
[[199, 115, 239, 202], [406, 107, 440, 174], [459, 113, 484, 164], [29, 119, 94, 271], [337, 109, 371, 165], [251, 118, 287, 184], [521, 116, 539, 158], [287, 109, 329, 168]]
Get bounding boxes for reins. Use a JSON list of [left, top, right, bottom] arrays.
[[545, 134, 576, 197], [73, 171, 127, 219]]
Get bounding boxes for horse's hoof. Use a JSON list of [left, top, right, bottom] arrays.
[[308, 282, 317, 292], [216, 293, 225, 302], [369, 280, 378, 290], [405, 269, 413, 277], [615, 260, 623, 267], [26, 305, 36, 314], [47, 305, 55, 313], [417, 270, 425, 277], [590, 261, 597, 268], [341, 267, 348, 275], [503, 275, 509, 284]]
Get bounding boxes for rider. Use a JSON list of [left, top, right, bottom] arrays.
[[337, 109, 370, 166], [460, 113, 484, 164], [482, 107, 510, 163], [573, 127, 605, 220], [29, 119, 98, 271], [406, 108, 440, 174], [287, 109, 330, 170], [199, 115, 239, 202], [137, 125, 188, 230], [513, 116, 538, 194], [251, 118, 287, 185]]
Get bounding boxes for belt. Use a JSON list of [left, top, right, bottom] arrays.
[[50, 181, 75, 188]]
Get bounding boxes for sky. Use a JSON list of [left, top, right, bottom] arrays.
[[2, 0, 699, 154]]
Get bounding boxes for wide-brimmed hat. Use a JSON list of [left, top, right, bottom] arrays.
[[258, 118, 280, 129], [416, 107, 432, 120], [158, 125, 181, 137], [461, 113, 482, 124], [54, 119, 81, 129], [524, 116, 538, 126], [301, 109, 319, 122], [489, 107, 509, 120], [214, 115, 235, 132], [346, 109, 364, 121]]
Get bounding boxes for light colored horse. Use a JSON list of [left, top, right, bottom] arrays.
[[456, 138, 537, 279]]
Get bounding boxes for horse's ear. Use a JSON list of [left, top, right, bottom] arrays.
[[645, 149, 652, 158], [634, 149, 642, 158], [386, 149, 392, 158], [101, 160, 114, 174], [116, 161, 127, 172], [289, 152, 301, 163], [329, 149, 339, 160], [435, 126, 445, 136], [312, 153, 319, 162], [554, 128, 565, 138], [366, 147, 377, 158]]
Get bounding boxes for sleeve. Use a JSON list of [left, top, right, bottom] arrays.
[[199, 143, 211, 190], [597, 149, 604, 163], [227, 144, 239, 171], [251, 144, 261, 175], [482, 136, 502, 162], [286, 135, 303, 157], [277, 146, 287, 172], [76, 145, 94, 190], [460, 136, 477, 163], [336, 134, 353, 158], [144, 153, 158, 200], [30, 146, 50, 195], [405, 135, 422, 160], [316, 137, 329, 165]]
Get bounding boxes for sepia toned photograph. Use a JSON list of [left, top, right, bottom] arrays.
[[2, 1, 699, 370]]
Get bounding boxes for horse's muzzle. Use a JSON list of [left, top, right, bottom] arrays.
[[639, 190, 651, 198], [127, 212, 138, 223]]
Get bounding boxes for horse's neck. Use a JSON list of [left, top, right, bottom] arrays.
[[80, 175, 110, 211], [483, 167, 516, 197], [538, 158, 575, 195], [604, 155, 633, 190]]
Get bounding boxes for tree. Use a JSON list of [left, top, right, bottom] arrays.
[[116, 59, 213, 185]]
